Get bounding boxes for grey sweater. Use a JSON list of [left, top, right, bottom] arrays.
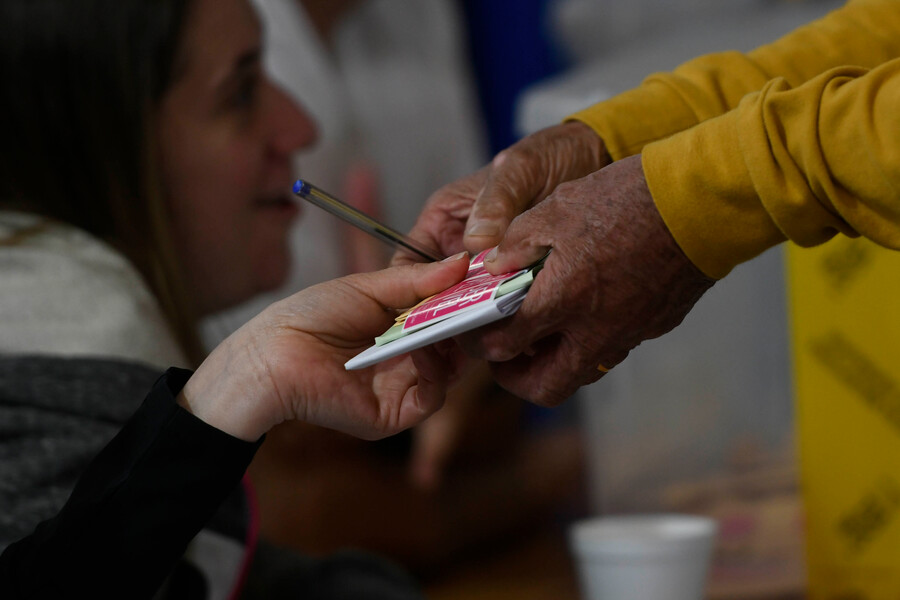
[[0, 355, 162, 545]]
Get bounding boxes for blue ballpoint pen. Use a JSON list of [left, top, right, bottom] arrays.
[[292, 179, 445, 263]]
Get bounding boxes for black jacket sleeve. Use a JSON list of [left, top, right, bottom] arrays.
[[0, 368, 263, 599]]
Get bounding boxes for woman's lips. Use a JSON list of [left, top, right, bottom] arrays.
[[256, 194, 301, 217]]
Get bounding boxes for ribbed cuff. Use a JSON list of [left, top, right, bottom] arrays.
[[642, 107, 786, 279], [567, 78, 701, 160]]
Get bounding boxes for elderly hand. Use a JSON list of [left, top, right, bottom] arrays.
[[393, 121, 611, 265], [459, 155, 715, 406], [179, 253, 471, 441]]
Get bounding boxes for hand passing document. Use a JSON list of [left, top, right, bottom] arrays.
[[345, 249, 545, 370]]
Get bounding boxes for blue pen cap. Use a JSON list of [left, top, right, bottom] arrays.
[[292, 179, 310, 195]]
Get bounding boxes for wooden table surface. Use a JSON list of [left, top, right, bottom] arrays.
[[424, 522, 582, 600]]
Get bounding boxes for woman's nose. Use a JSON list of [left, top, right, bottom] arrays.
[[266, 80, 318, 156]]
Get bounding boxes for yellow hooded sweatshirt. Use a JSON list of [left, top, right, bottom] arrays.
[[569, 0, 900, 279]]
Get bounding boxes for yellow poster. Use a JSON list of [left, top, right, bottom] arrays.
[[788, 237, 900, 599]]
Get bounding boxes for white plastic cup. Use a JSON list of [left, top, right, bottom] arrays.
[[568, 514, 717, 600]]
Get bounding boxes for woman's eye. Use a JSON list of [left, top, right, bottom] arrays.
[[231, 76, 259, 109]]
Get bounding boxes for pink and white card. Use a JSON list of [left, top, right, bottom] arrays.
[[401, 249, 526, 333], [344, 249, 540, 370]]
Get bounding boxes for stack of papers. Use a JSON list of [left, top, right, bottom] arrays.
[[344, 249, 544, 370]]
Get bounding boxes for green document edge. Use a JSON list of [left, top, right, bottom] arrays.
[[375, 262, 542, 346]]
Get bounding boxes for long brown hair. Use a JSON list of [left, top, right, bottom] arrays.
[[0, 0, 207, 364]]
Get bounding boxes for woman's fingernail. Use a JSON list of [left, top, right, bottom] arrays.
[[485, 247, 498, 263], [465, 221, 499, 238], [442, 251, 468, 262]]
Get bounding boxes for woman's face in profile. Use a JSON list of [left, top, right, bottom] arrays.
[[158, 0, 317, 315]]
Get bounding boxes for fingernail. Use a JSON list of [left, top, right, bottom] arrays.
[[485, 247, 498, 263], [442, 251, 468, 262], [465, 221, 499, 238]]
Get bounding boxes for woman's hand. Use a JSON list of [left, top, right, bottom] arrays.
[[178, 253, 470, 441]]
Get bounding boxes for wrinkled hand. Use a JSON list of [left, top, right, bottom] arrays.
[[392, 121, 610, 266], [460, 154, 715, 406], [179, 254, 470, 441]]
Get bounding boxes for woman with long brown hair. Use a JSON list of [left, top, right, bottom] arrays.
[[0, 0, 467, 597]]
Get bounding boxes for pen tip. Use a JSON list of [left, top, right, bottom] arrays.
[[292, 179, 304, 194]]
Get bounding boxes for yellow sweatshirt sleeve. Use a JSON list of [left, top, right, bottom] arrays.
[[570, 0, 900, 161], [645, 59, 900, 278], [565, 0, 900, 278]]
